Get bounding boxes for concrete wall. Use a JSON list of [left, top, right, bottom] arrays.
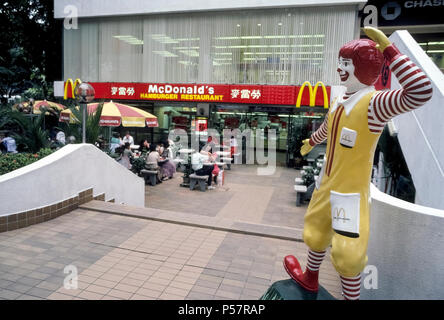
[[361, 184, 444, 300], [0, 144, 145, 216], [388, 30, 444, 210], [54, 0, 366, 19]]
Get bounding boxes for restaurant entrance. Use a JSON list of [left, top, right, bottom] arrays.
[[209, 104, 326, 167]]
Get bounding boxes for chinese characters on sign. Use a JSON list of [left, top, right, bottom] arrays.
[[230, 89, 261, 100], [111, 86, 135, 96]]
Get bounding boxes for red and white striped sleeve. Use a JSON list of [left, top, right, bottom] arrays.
[[368, 44, 433, 133], [309, 113, 329, 146]]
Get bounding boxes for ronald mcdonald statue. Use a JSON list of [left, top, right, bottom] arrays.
[[284, 27, 433, 300]]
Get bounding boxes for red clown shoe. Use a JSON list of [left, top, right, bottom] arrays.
[[283, 255, 319, 292]]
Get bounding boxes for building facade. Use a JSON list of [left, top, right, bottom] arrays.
[[54, 0, 366, 166]]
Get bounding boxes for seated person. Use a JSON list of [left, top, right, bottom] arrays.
[[159, 140, 176, 180], [96, 134, 106, 149], [110, 132, 122, 153], [118, 142, 134, 169], [191, 146, 217, 190], [167, 139, 178, 159], [0, 133, 17, 153], [138, 139, 150, 154], [146, 143, 163, 182], [56, 129, 66, 146], [157, 143, 165, 157], [199, 143, 218, 162], [122, 131, 134, 146]]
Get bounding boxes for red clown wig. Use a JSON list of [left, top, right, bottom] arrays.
[[338, 39, 384, 86]]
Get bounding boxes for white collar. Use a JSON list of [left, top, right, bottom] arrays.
[[330, 86, 375, 116]]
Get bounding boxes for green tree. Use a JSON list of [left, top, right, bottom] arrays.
[[62, 103, 106, 144], [0, 107, 50, 152], [0, 0, 62, 103]]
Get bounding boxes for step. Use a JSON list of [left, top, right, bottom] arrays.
[[79, 200, 303, 242]]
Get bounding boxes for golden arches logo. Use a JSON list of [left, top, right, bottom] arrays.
[[64, 78, 82, 100], [333, 207, 348, 223], [342, 134, 352, 143], [296, 81, 329, 109]]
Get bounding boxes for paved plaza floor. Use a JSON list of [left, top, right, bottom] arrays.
[[146, 165, 307, 229], [0, 165, 342, 300]]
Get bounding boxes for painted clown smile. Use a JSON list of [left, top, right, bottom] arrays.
[[337, 57, 354, 85], [339, 71, 349, 82]]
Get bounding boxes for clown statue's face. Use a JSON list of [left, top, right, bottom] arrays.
[[337, 56, 367, 93]]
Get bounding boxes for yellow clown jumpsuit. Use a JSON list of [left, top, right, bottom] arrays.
[[303, 91, 381, 277]]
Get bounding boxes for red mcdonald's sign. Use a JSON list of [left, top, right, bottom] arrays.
[[62, 81, 331, 107]]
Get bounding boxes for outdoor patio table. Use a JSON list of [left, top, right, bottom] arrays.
[[131, 145, 140, 150]]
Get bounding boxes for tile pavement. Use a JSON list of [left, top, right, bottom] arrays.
[[0, 209, 341, 300], [0, 165, 342, 300], [0, 210, 148, 300], [145, 165, 308, 229]]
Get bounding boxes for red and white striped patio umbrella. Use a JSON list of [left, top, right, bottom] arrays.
[[13, 100, 66, 114], [59, 101, 158, 127]]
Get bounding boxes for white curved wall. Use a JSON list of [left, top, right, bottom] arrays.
[[389, 30, 444, 210], [0, 144, 145, 216], [361, 184, 444, 300]]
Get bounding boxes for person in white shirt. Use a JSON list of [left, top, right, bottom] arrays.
[[191, 144, 217, 189], [122, 131, 134, 146], [56, 130, 66, 145], [1, 133, 17, 153]]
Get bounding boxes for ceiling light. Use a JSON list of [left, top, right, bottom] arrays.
[[172, 46, 200, 50], [243, 57, 267, 61], [113, 35, 133, 39], [153, 51, 178, 57], [179, 50, 200, 57], [175, 38, 200, 41]]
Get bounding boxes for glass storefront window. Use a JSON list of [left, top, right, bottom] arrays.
[[209, 105, 326, 166]]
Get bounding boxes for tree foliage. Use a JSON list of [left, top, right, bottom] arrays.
[[0, 107, 50, 152], [59, 103, 106, 144], [0, 0, 62, 102]]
